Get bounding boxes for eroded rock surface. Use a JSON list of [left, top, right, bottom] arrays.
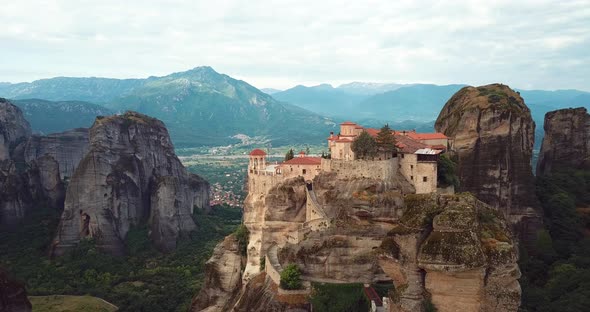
[[0, 98, 31, 161], [380, 193, 520, 312], [434, 84, 541, 242], [190, 235, 244, 312], [0, 99, 65, 227], [51, 112, 209, 256], [537, 107, 590, 176], [24, 128, 89, 179]]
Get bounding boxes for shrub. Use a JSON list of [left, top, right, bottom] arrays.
[[280, 264, 302, 290], [234, 224, 249, 256]]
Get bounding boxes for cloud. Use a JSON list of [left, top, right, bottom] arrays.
[[0, 0, 589, 91]]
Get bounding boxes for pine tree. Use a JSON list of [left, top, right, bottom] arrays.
[[285, 149, 295, 161], [351, 131, 377, 160], [376, 124, 397, 157]]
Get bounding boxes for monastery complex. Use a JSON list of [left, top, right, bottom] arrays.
[[248, 121, 451, 195], [243, 121, 455, 286]]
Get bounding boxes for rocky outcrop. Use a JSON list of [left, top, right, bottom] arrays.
[[0, 99, 65, 227], [0, 269, 32, 312], [0, 98, 31, 161], [242, 167, 412, 281], [51, 111, 210, 256], [190, 235, 244, 312], [537, 107, 590, 176], [434, 84, 541, 242], [27, 155, 65, 210], [231, 273, 309, 312], [0, 161, 33, 227], [24, 128, 89, 179], [381, 193, 520, 312]]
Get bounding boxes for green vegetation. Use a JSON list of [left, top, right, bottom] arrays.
[[0, 205, 243, 312], [234, 224, 249, 256], [437, 154, 459, 189], [279, 264, 302, 290], [351, 131, 377, 159], [376, 124, 397, 155], [309, 283, 369, 312], [29, 295, 118, 312], [285, 149, 295, 161], [424, 298, 438, 312], [520, 169, 590, 311], [13, 99, 113, 134]]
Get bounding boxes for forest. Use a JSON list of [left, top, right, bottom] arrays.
[[520, 169, 590, 311], [0, 205, 242, 312]]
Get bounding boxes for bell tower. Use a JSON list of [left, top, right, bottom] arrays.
[[249, 149, 267, 174]]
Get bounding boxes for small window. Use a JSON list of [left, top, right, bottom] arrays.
[[423, 176, 428, 182], [302, 169, 307, 174], [290, 167, 293, 172], [401, 154, 405, 158], [410, 165, 413, 169], [410, 175, 413, 180]]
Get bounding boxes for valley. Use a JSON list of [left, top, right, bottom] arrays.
[[0, 69, 588, 312]]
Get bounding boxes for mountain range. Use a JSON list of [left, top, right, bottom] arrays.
[[1, 67, 589, 148], [0, 67, 336, 147]]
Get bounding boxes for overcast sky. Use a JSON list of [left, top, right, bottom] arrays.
[[1, 0, 589, 91]]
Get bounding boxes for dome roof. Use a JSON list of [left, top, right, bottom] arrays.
[[249, 149, 267, 156]]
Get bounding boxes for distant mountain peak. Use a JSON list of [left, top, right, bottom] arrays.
[[188, 66, 217, 73], [314, 83, 334, 89]]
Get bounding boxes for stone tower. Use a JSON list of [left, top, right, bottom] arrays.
[[249, 149, 267, 174]]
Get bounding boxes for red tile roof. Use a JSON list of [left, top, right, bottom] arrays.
[[340, 121, 357, 125], [249, 149, 267, 156], [281, 157, 322, 165], [394, 134, 429, 154]]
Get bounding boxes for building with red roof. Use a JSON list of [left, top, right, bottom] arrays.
[[249, 148, 267, 156], [325, 122, 447, 193], [248, 120, 448, 194]]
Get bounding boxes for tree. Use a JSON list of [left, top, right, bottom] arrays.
[[437, 154, 460, 189], [285, 149, 294, 161], [280, 264, 302, 290], [376, 124, 396, 156], [351, 131, 377, 160]]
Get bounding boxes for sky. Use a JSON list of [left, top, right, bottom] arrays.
[[1, 0, 589, 91]]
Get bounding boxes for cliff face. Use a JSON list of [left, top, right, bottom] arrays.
[[0, 98, 31, 161], [51, 112, 209, 256], [434, 84, 541, 241], [0, 269, 32, 312], [24, 128, 89, 179], [190, 235, 244, 312], [202, 159, 520, 312], [537, 107, 590, 176], [0, 99, 65, 227]]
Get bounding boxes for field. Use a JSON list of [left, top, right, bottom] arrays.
[[30, 295, 118, 312]]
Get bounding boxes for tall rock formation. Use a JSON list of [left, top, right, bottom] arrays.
[[0, 269, 32, 312], [190, 235, 245, 312], [51, 112, 209, 256], [0, 99, 65, 227], [0, 98, 31, 161], [196, 157, 520, 311], [24, 128, 89, 179], [537, 107, 590, 176], [434, 84, 541, 241]]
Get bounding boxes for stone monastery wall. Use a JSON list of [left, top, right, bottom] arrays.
[[320, 158, 399, 181]]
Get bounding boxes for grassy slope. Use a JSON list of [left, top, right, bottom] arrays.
[[30, 295, 117, 312]]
